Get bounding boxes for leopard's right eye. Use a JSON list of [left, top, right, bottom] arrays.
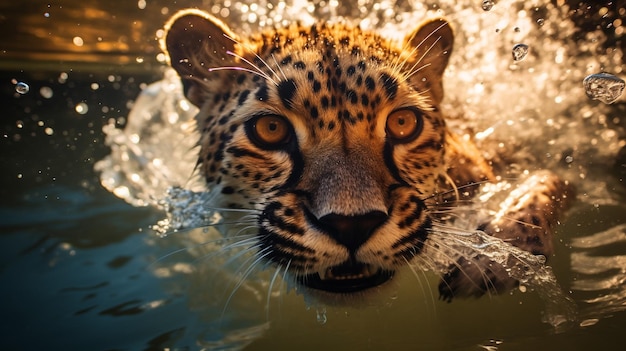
[[246, 115, 294, 149], [385, 108, 423, 143]]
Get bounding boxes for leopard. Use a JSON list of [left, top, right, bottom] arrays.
[[161, 8, 574, 301]]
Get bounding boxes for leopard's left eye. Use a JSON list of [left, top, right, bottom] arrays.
[[385, 108, 423, 143], [247, 115, 293, 148]]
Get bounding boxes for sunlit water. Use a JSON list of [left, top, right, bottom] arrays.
[[3, 0, 625, 350]]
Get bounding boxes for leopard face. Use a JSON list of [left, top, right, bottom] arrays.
[[163, 9, 463, 294]]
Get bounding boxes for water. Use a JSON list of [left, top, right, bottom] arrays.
[[583, 72, 626, 104], [511, 43, 529, 61], [14, 81, 29, 94], [481, 0, 495, 12], [2, 0, 626, 350]]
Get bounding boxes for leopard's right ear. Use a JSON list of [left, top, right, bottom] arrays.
[[161, 9, 239, 106]]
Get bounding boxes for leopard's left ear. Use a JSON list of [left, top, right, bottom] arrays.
[[161, 9, 240, 107], [403, 18, 454, 102]]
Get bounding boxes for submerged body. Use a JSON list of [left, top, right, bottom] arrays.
[[162, 9, 573, 299]]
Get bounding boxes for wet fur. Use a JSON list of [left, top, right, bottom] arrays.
[[162, 9, 574, 301]]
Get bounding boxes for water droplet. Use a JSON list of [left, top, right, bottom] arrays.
[[583, 72, 625, 104], [512, 43, 529, 61], [579, 318, 599, 327], [75, 102, 89, 114], [536, 18, 545, 26], [481, 0, 494, 11], [15, 81, 29, 94], [316, 307, 327, 325], [40, 86, 53, 99], [564, 155, 574, 164], [73, 36, 84, 47], [58, 72, 68, 84]]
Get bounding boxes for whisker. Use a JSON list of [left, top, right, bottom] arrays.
[[221, 247, 273, 319], [150, 233, 257, 268], [410, 255, 439, 315], [403, 256, 432, 308], [223, 34, 281, 84], [266, 264, 283, 321], [271, 54, 288, 81], [208, 66, 275, 84]]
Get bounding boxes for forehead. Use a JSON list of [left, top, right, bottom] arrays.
[[238, 23, 428, 137]]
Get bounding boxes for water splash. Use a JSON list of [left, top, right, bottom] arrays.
[[14, 81, 29, 94], [427, 228, 578, 330], [511, 43, 529, 61], [316, 307, 328, 325], [583, 73, 625, 104], [94, 68, 203, 208], [481, 0, 494, 12]]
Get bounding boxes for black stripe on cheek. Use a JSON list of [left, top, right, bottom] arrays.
[[383, 142, 406, 184], [225, 146, 266, 159], [393, 215, 431, 254], [260, 202, 307, 237], [379, 73, 398, 100], [277, 79, 298, 109]]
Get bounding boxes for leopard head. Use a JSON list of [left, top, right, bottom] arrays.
[[163, 9, 454, 295]]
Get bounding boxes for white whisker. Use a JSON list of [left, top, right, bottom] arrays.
[[271, 54, 288, 81], [221, 247, 274, 319], [223, 34, 282, 83], [266, 265, 283, 320]]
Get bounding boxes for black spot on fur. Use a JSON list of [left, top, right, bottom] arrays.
[[361, 94, 369, 107], [222, 186, 235, 194], [238, 89, 250, 106], [380, 73, 398, 100], [277, 79, 298, 109], [347, 65, 356, 76], [347, 89, 358, 104], [236, 74, 246, 85], [310, 106, 319, 119], [365, 76, 375, 91], [280, 55, 292, 65], [256, 84, 268, 101], [312, 80, 321, 93], [321, 96, 329, 109]]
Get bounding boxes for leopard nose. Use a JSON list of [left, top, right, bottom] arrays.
[[319, 211, 388, 251]]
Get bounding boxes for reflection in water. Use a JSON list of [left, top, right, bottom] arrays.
[[571, 223, 626, 319]]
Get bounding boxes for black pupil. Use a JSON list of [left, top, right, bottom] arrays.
[[268, 121, 278, 131], [397, 117, 406, 126]]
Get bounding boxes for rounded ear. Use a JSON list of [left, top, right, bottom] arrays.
[[403, 18, 454, 102], [161, 9, 239, 106]]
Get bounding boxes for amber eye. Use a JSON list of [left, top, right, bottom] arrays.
[[248, 115, 293, 148], [385, 108, 423, 142]]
